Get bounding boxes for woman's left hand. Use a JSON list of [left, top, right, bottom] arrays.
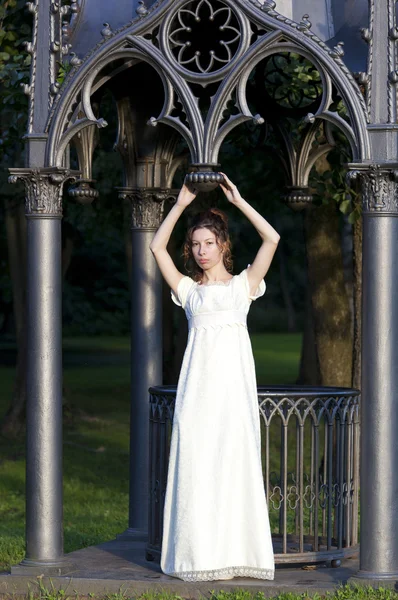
[[218, 172, 243, 205]]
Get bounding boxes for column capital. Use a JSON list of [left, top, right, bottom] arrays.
[[118, 187, 179, 230], [346, 163, 398, 216], [8, 167, 79, 218]]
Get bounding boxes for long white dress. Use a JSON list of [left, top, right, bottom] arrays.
[[160, 268, 274, 582]]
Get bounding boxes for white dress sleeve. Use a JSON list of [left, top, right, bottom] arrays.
[[171, 276, 196, 309], [239, 267, 266, 301]]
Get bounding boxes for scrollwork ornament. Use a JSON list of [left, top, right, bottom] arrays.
[[118, 188, 178, 230], [8, 168, 79, 217], [346, 165, 398, 215]]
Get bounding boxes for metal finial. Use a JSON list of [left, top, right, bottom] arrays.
[[70, 52, 82, 67], [345, 170, 361, 187], [68, 180, 99, 203], [185, 170, 224, 192], [101, 23, 113, 38], [360, 28, 372, 43], [354, 71, 369, 86], [331, 41, 345, 59], [282, 187, 313, 211], [62, 43, 72, 55], [389, 27, 398, 41], [21, 83, 31, 96], [62, 20, 71, 38], [23, 41, 34, 54], [252, 114, 265, 126], [388, 71, 398, 84], [261, 0, 276, 10], [298, 14, 312, 32], [50, 82, 61, 96], [25, 2, 37, 14], [303, 112, 316, 124], [136, 0, 148, 17]]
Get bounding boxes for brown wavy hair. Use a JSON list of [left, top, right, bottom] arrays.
[[183, 208, 233, 281]]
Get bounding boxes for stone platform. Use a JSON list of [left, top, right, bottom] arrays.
[[0, 540, 361, 598]]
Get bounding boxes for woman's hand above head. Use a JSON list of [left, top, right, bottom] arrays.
[[150, 179, 198, 297], [176, 181, 198, 208], [218, 172, 243, 205], [217, 171, 280, 296]]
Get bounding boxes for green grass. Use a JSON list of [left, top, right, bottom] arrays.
[[10, 584, 398, 600], [0, 334, 302, 573], [208, 588, 398, 600], [251, 333, 302, 384]]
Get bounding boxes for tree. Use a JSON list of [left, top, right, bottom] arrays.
[[0, 0, 31, 435]]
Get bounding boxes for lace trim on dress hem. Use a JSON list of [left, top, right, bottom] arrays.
[[168, 566, 275, 582]]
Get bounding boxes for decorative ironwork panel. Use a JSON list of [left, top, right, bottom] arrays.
[[42, 0, 371, 171], [168, 0, 241, 74], [146, 385, 360, 564], [160, 0, 250, 83]]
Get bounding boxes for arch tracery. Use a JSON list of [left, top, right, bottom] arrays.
[[45, 0, 370, 174]]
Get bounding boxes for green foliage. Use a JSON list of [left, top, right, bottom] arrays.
[[56, 60, 73, 85], [263, 53, 323, 110], [0, 586, 395, 600], [27, 578, 74, 600], [0, 3, 30, 337], [0, 0, 31, 170], [312, 147, 361, 224], [135, 593, 185, 600], [210, 591, 268, 600], [329, 585, 398, 600]]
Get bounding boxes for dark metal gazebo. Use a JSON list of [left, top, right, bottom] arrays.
[[8, 0, 398, 584]]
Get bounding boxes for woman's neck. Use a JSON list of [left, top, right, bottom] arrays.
[[200, 265, 233, 284]]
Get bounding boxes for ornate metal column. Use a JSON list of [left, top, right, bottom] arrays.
[[346, 165, 398, 582], [118, 187, 176, 539], [111, 79, 180, 539], [345, 0, 398, 583], [8, 168, 77, 575]]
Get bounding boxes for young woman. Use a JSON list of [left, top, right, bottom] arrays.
[[150, 173, 280, 582]]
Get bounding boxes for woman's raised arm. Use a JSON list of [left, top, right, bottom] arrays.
[[219, 173, 280, 296], [150, 182, 197, 295]]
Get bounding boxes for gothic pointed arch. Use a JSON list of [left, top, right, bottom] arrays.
[[44, 0, 370, 171]]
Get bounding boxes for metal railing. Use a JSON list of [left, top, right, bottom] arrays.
[[146, 385, 360, 566]]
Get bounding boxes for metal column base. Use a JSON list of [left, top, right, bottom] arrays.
[[117, 527, 148, 542], [11, 558, 75, 576]]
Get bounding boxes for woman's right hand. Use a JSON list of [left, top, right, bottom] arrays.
[[176, 181, 198, 208]]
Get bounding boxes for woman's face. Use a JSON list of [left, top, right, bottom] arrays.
[[191, 227, 223, 271]]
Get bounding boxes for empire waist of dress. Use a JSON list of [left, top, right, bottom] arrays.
[[188, 310, 247, 330]]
